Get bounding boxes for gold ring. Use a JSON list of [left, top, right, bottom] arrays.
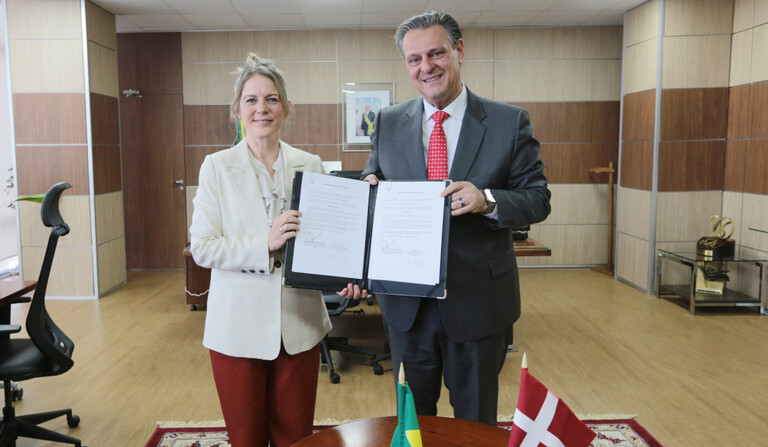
[[280, 225, 285, 233]]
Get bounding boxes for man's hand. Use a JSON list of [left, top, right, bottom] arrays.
[[441, 181, 486, 216], [364, 174, 379, 186]]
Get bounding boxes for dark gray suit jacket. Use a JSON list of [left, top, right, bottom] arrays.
[[362, 89, 551, 343]]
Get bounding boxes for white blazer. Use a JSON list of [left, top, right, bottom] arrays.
[[190, 140, 331, 359]]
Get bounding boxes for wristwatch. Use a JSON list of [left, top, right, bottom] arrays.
[[482, 189, 496, 214]]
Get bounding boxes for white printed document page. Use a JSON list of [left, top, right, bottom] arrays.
[[367, 181, 446, 285], [291, 173, 370, 279]]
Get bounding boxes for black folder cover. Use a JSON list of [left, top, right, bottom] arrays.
[[283, 172, 450, 298]]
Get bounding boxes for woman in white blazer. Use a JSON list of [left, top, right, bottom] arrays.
[[189, 53, 333, 447]]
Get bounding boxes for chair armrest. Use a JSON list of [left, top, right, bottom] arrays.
[[0, 324, 22, 335]]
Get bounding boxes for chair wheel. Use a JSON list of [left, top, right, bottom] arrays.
[[190, 305, 197, 311], [67, 414, 80, 428], [373, 364, 384, 375], [330, 373, 340, 384], [12, 387, 22, 401]]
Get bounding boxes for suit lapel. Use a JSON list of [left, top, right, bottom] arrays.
[[281, 141, 307, 200], [450, 90, 487, 181], [227, 140, 267, 226], [402, 99, 428, 179]]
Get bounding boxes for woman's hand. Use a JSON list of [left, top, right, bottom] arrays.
[[338, 283, 368, 301], [268, 210, 302, 252]]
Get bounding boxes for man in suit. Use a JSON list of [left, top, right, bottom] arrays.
[[361, 104, 376, 136], [361, 11, 551, 425]]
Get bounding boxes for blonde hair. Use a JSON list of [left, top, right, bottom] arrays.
[[230, 53, 291, 125]]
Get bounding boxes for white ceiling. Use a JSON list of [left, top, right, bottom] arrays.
[[89, 0, 647, 33]]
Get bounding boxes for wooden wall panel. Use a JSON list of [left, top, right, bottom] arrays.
[[281, 104, 340, 145], [117, 33, 183, 95], [6, 0, 82, 39], [625, 0, 660, 46], [728, 84, 750, 138], [340, 151, 370, 171], [733, 0, 756, 32], [657, 140, 726, 191], [95, 191, 125, 245], [617, 187, 652, 238], [494, 59, 621, 102], [622, 90, 656, 141], [624, 38, 658, 94], [730, 29, 754, 86], [19, 196, 92, 247], [758, 0, 768, 25], [91, 93, 119, 145], [86, 1, 117, 50], [616, 233, 650, 290], [93, 145, 122, 194], [10, 40, 85, 93], [664, 0, 734, 36], [517, 224, 608, 266], [181, 63, 239, 105], [517, 102, 619, 144], [750, 23, 768, 82], [655, 191, 723, 241], [493, 27, 622, 59], [13, 93, 87, 144], [88, 41, 118, 98], [293, 145, 343, 166], [16, 146, 89, 195], [185, 146, 228, 186], [181, 30, 337, 64], [661, 35, 732, 88], [338, 29, 406, 61], [460, 61, 494, 101], [462, 29, 495, 60], [183, 105, 232, 145], [22, 246, 94, 296], [725, 139, 747, 191], [540, 144, 618, 184], [748, 80, 768, 137], [620, 141, 654, 190], [542, 184, 610, 225], [659, 88, 728, 140], [97, 237, 126, 294], [743, 139, 768, 194], [740, 192, 768, 251]]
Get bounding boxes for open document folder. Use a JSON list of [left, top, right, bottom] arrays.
[[283, 172, 450, 298]]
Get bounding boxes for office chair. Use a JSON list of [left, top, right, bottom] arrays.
[[319, 291, 384, 383], [0, 182, 82, 447]]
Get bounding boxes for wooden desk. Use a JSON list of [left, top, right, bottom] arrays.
[[292, 416, 510, 447], [514, 238, 551, 257], [0, 279, 36, 305]]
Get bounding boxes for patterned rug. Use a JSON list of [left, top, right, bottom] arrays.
[[144, 418, 664, 447]]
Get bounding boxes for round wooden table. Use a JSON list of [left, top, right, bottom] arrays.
[[292, 416, 510, 447]]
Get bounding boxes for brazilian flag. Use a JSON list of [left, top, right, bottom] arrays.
[[390, 368, 423, 447], [234, 118, 246, 144]]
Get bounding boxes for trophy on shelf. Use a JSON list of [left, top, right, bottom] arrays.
[[695, 216, 735, 295]]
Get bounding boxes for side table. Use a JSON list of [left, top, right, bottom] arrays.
[[656, 249, 766, 315]]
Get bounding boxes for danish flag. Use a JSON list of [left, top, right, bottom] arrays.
[[508, 354, 596, 447]]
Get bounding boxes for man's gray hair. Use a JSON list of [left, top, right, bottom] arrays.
[[394, 11, 462, 56]]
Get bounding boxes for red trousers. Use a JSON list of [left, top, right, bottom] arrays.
[[209, 344, 320, 447]]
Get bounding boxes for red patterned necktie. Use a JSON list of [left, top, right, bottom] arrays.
[[427, 111, 450, 180]]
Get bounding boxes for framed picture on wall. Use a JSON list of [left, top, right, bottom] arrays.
[[342, 82, 395, 150]]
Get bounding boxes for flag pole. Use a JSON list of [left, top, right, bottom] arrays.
[[521, 353, 527, 369], [399, 363, 405, 384]]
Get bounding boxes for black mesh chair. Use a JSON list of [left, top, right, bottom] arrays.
[[319, 292, 384, 383], [0, 182, 82, 447]]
